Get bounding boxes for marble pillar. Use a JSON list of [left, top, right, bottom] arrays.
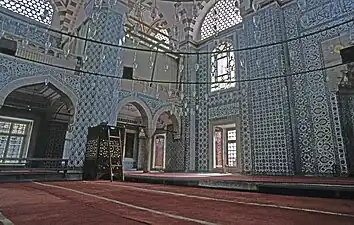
[[143, 135, 153, 173], [137, 128, 146, 170]]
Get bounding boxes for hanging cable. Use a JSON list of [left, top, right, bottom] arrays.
[[10, 53, 347, 85], [1, 9, 353, 55]]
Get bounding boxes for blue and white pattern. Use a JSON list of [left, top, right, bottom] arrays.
[[182, 0, 354, 176], [0, 6, 175, 168], [1, 0, 354, 175], [283, 0, 353, 175], [189, 4, 293, 175]]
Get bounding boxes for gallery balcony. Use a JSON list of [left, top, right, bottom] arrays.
[[0, 36, 181, 103]]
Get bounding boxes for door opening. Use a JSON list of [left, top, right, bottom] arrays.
[[212, 123, 240, 172]]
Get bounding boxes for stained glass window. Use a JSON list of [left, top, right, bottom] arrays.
[[211, 41, 236, 92], [0, 0, 54, 25], [0, 117, 33, 163], [200, 0, 242, 40]]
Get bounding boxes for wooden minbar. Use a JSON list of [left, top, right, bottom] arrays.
[[83, 123, 124, 181]]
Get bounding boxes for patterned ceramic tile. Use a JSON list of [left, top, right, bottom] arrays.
[[1, 0, 354, 175], [283, 0, 353, 175]]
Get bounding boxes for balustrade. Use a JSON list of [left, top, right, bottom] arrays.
[[0, 10, 181, 102], [120, 78, 181, 102], [14, 38, 78, 70]]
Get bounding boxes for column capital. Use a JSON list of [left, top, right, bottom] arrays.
[[143, 128, 155, 138], [139, 128, 146, 138]]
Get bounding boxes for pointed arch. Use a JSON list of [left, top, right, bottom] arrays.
[[152, 105, 181, 139], [0, 75, 78, 112], [116, 95, 153, 129], [192, 0, 243, 40]]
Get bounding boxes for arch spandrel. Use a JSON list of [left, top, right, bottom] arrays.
[[152, 105, 181, 139], [0, 75, 78, 116], [115, 95, 154, 134]]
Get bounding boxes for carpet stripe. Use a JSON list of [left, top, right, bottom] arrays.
[[93, 181, 354, 218], [0, 212, 14, 225], [34, 182, 216, 225]]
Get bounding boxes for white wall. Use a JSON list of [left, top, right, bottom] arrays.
[[50, 10, 61, 30], [122, 39, 179, 90]]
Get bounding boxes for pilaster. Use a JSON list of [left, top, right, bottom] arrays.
[[68, 3, 126, 167], [180, 42, 198, 171]]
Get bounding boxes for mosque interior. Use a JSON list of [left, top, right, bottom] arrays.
[[0, 0, 353, 177]]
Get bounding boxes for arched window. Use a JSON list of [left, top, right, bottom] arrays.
[[201, 0, 242, 40], [0, 0, 54, 25], [211, 41, 236, 92]]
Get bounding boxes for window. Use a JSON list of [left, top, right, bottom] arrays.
[[122, 66, 134, 79], [155, 29, 170, 44], [226, 129, 237, 167], [0, 116, 33, 163], [211, 41, 236, 92], [0, 0, 54, 25], [213, 127, 238, 168], [200, 0, 242, 40]]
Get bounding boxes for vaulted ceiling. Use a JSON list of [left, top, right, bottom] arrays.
[[4, 83, 75, 122], [51, 0, 251, 41]]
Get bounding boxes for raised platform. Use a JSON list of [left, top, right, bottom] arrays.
[[2, 169, 354, 199], [124, 171, 354, 199], [0, 170, 82, 182]]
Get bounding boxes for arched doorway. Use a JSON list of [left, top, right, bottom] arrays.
[[116, 97, 152, 171], [0, 80, 76, 167], [152, 107, 182, 171]]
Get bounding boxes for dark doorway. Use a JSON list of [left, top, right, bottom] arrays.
[[125, 133, 135, 159], [337, 91, 354, 176], [0, 82, 74, 164]]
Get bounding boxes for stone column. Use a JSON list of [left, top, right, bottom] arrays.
[[133, 132, 139, 167], [137, 128, 146, 170], [142, 128, 154, 173], [143, 135, 153, 173], [62, 131, 73, 159]]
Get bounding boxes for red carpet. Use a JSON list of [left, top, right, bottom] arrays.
[[1, 181, 353, 225]]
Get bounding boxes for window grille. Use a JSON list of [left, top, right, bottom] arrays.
[[211, 41, 236, 92], [200, 0, 242, 40], [0, 0, 54, 25]]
